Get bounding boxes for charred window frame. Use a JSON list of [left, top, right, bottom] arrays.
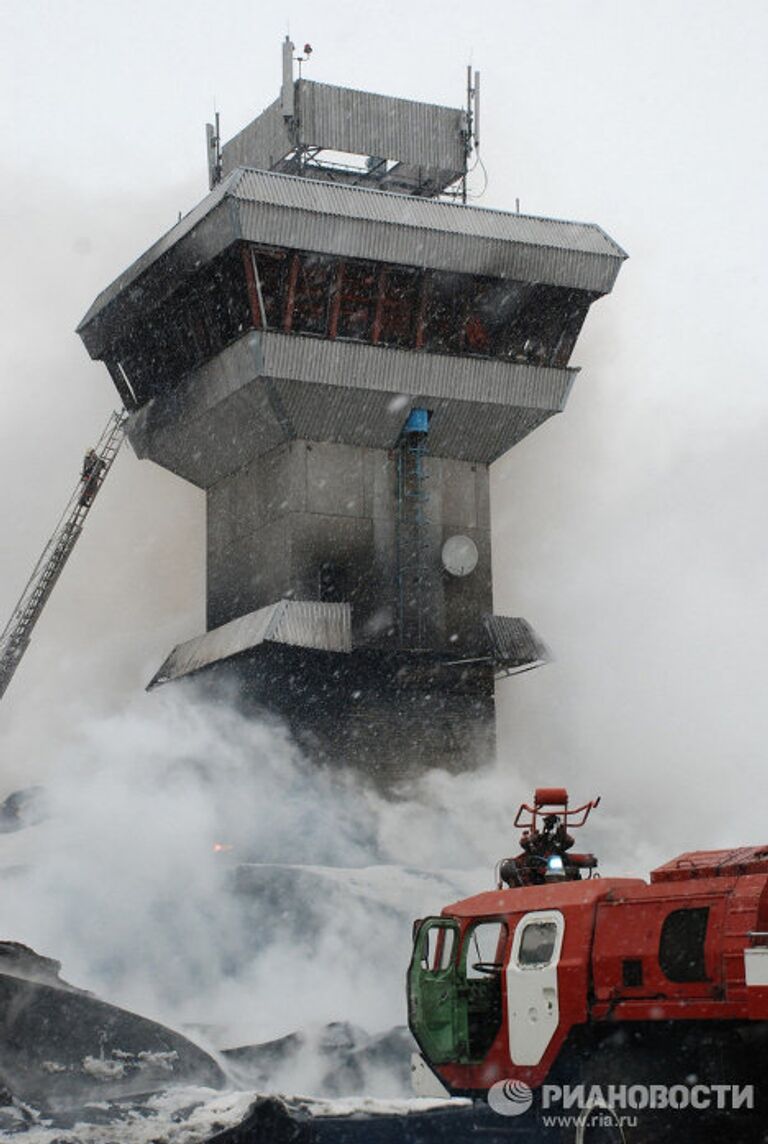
[[108, 241, 596, 410], [108, 244, 251, 403], [375, 266, 420, 347], [420, 271, 470, 355], [464, 278, 530, 359], [334, 260, 379, 342], [249, 248, 289, 328], [659, 907, 710, 983], [288, 252, 335, 336], [551, 290, 594, 366], [510, 285, 594, 367], [245, 242, 591, 367]]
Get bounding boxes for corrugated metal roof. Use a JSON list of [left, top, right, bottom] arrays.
[[231, 167, 625, 260], [235, 196, 619, 295], [269, 599, 352, 651], [483, 615, 549, 669], [148, 599, 352, 687], [150, 605, 547, 688]]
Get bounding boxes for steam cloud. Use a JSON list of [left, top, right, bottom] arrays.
[[0, 685, 489, 1059], [0, 675, 678, 1078]]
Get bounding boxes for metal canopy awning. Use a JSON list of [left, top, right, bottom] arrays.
[[148, 601, 547, 690], [483, 615, 550, 674], [148, 599, 353, 688]]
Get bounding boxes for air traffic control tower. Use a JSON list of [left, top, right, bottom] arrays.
[[77, 43, 625, 779]]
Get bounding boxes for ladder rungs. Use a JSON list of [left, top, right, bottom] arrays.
[[0, 410, 128, 698]]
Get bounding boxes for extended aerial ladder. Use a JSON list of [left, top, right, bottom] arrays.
[[0, 409, 128, 701]]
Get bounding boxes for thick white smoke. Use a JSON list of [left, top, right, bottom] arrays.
[[0, 686, 490, 1055], [0, 678, 664, 1081]]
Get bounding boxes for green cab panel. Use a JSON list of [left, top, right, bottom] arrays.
[[409, 916, 508, 1069], [407, 917, 468, 1064]]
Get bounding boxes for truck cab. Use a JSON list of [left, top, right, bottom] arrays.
[[408, 790, 768, 1108]]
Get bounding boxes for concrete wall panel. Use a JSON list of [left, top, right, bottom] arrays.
[[208, 515, 290, 628], [433, 457, 479, 530], [306, 442, 365, 517], [362, 449, 395, 520], [260, 441, 307, 522], [476, 468, 491, 531]]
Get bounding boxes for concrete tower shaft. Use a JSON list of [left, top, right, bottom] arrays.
[[204, 438, 492, 650]]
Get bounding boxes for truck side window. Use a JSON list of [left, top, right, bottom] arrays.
[[465, 921, 507, 979], [421, 924, 456, 974], [518, 921, 557, 967], [659, 907, 710, 982]]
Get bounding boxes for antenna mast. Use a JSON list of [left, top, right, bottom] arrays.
[[205, 111, 221, 190], [462, 66, 480, 204]]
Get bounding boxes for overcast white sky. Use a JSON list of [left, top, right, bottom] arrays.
[[1, 0, 767, 855]]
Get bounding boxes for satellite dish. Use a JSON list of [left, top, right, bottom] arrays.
[[441, 535, 478, 577]]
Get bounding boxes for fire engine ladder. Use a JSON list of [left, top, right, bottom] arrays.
[[0, 409, 128, 702]]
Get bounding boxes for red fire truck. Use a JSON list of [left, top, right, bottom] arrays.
[[408, 788, 768, 1138]]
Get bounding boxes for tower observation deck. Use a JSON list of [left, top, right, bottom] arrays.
[[77, 42, 625, 780]]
